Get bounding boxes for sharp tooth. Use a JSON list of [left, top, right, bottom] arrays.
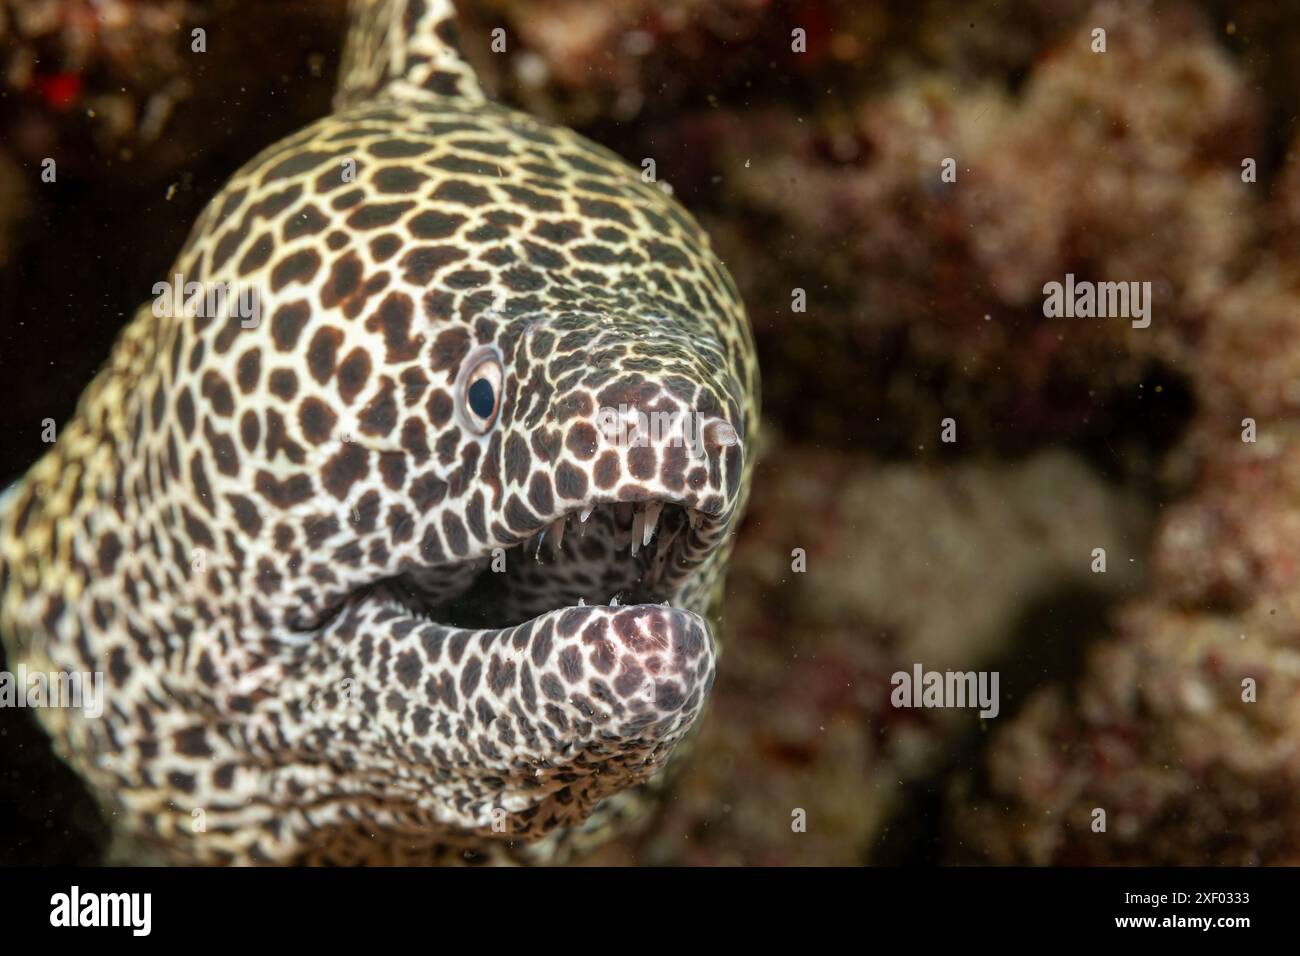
[[551, 516, 566, 553], [642, 501, 662, 546], [534, 529, 546, 561], [631, 506, 645, 556], [610, 593, 621, 607], [578, 597, 586, 607], [580, 505, 593, 522]]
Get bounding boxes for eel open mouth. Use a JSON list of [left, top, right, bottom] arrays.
[[284, 492, 723, 844], [385, 497, 720, 631]]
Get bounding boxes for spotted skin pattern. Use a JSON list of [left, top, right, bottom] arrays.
[[0, 0, 759, 864]]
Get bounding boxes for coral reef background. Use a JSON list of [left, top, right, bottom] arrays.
[[3, 0, 1299, 864]]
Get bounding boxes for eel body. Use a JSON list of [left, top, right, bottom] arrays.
[[0, 0, 758, 864]]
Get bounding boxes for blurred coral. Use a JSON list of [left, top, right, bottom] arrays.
[[949, 596, 1300, 865], [0, 0, 347, 174], [0, 0, 191, 153]]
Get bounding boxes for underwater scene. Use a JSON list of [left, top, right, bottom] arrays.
[[0, 0, 1295, 891]]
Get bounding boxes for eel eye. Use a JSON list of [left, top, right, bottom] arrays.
[[457, 348, 503, 434]]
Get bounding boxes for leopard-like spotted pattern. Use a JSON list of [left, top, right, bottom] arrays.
[[0, 0, 759, 865]]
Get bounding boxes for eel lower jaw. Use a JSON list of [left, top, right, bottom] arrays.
[[435, 601, 716, 833], [275, 597, 718, 843]]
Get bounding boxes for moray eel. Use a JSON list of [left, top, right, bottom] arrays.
[[0, 0, 758, 864]]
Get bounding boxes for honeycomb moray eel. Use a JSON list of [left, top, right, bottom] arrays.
[[0, 0, 759, 865]]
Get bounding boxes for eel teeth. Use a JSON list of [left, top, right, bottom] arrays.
[[626, 500, 664, 556], [631, 507, 645, 556], [609, 593, 622, 607], [578, 597, 586, 607], [642, 501, 662, 547], [526, 501, 688, 561]]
